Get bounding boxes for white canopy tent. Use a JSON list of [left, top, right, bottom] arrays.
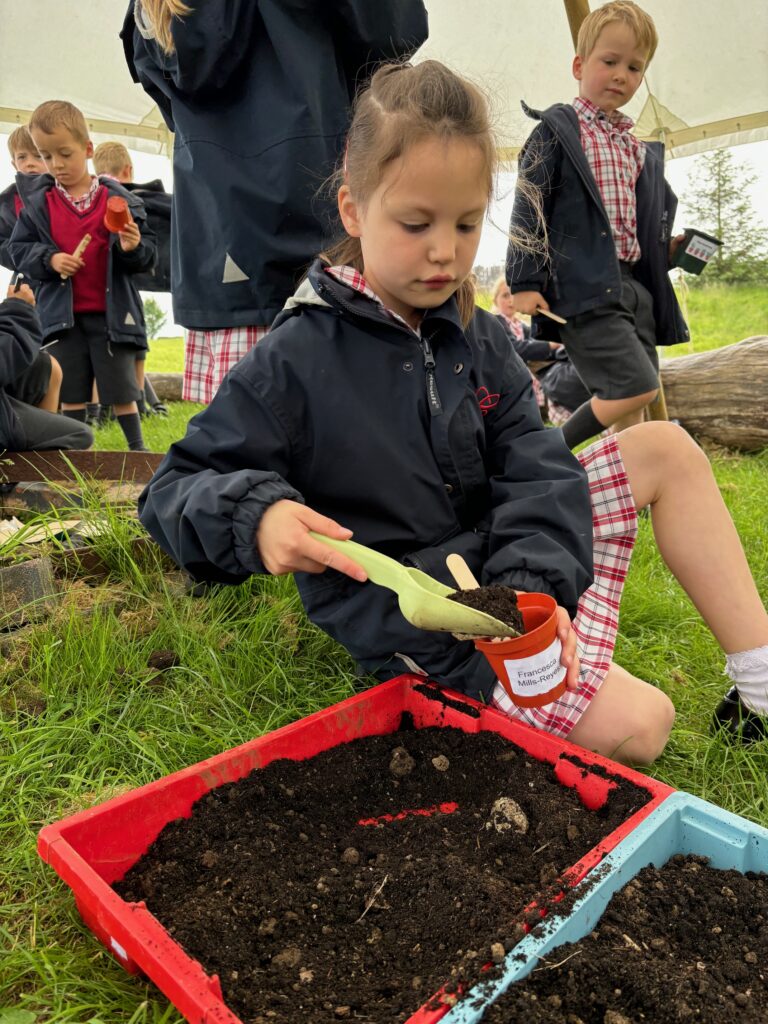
[[0, 0, 766, 162]]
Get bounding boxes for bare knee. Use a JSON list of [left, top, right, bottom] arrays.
[[48, 355, 63, 387], [618, 690, 676, 765], [618, 420, 709, 497]]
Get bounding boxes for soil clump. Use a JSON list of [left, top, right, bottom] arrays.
[[448, 585, 525, 634], [115, 721, 650, 1022]]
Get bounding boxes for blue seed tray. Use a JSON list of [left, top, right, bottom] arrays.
[[441, 791, 768, 1023]]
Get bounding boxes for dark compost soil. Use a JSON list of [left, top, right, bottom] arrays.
[[115, 717, 651, 1023], [480, 853, 768, 1023], [448, 585, 525, 634]]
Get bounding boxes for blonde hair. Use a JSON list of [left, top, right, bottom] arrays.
[[29, 100, 89, 147], [490, 275, 509, 309], [8, 126, 36, 159], [140, 0, 192, 54], [577, 1, 658, 63], [322, 60, 498, 328], [94, 141, 132, 177]]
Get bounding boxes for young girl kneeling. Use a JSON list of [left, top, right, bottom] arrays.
[[139, 61, 768, 763]]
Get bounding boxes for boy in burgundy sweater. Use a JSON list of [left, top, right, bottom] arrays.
[[9, 101, 156, 451]]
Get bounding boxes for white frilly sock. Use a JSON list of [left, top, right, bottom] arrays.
[[726, 644, 768, 715]]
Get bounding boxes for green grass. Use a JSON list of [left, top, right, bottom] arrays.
[[669, 283, 768, 356], [145, 337, 184, 374], [93, 402, 204, 453], [0, 282, 766, 1019]]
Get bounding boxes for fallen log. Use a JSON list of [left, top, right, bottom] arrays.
[[146, 372, 183, 402], [660, 336, 768, 452]]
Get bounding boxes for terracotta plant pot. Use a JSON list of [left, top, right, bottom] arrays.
[[474, 592, 567, 708], [103, 196, 132, 233]]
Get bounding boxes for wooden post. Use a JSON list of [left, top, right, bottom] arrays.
[[563, 0, 591, 47], [647, 379, 669, 421]]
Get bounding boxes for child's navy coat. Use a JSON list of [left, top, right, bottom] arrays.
[[8, 174, 156, 346], [508, 102, 689, 346], [0, 297, 42, 449], [139, 263, 594, 701], [121, 0, 429, 330]]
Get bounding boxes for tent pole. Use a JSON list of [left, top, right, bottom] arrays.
[[563, 0, 591, 48]]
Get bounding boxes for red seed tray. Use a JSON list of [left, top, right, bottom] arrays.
[[37, 675, 674, 1024]]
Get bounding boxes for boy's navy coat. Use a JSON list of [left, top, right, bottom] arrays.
[[0, 182, 20, 272], [139, 262, 594, 701], [8, 174, 156, 346], [0, 297, 42, 449], [124, 178, 171, 293], [121, 0, 429, 330], [508, 102, 689, 346]]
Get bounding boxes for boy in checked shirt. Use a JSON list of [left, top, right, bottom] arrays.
[[507, 1, 688, 448]]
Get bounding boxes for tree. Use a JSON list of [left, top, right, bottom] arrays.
[[681, 149, 768, 285], [143, 296, 167, 340]]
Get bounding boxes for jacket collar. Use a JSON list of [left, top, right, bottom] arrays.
[[293, 258, 467, 339]]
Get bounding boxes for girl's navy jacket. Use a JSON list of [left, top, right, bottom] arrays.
[[139, 263, 594, 701], [8, 174, 156, 346], [507, 102, 689, 346], [121, 0, 429, 331], [0, 297, 42, 449]]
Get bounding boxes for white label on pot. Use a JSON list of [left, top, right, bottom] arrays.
[[685, 236, 719, 262], [503, 637, 564, 697], [110, 937, 128, 960]]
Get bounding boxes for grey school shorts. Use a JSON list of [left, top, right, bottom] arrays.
[[558, 263, 659, 401], [49, 313, 143, 406]]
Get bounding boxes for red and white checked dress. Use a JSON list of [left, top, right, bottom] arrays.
[[183, 326, 269, 404], [491, 433, 637, 736]]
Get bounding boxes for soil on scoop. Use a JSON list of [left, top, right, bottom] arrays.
[[480, 853, 768, 1023], [115, 719, 651, 1023], [448, 585, 525, 634]]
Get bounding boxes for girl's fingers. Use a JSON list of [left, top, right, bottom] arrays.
[[304, 535, 367, 582], [555, 606, 581, 691], [297, 506, 354, 539], [278, 507, 366, 581]]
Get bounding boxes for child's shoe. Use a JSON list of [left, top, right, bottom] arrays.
[[85, 402, 101, 426], [712, 686, 768, 745]]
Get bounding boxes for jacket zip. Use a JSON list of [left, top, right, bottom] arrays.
[[316, 280, 445, 416], [421, 333, 443, 416]]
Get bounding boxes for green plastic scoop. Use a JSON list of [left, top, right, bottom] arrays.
[[309, 532, 515, 637]]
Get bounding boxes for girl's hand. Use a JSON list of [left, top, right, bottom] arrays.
[[512, 290, 547, 316], [118, 222, 141, 252], [257, 499, 367, 582], [51, 251, 84, 277], [555, 605, 580, 692]]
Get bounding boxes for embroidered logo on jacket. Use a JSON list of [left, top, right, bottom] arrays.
[[476, 386, 500, 416]]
